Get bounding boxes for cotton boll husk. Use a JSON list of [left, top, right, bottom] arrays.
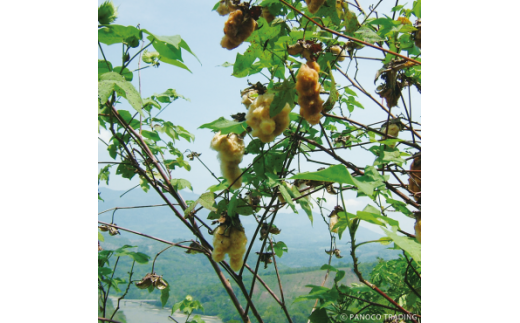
[[221, 10, 257, 50], [211, 225, 247, 271], [246, 93, 291, 143], [296, 61, 323, 125], [329, 214, 339, 233], [305, 0, 326, 14], [210, 132, 245, 189]]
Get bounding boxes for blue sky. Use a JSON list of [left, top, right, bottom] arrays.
[[98, 0, 421, 234]]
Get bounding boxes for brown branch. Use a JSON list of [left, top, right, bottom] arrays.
[[296, 134, 420, 209], [279, 0, 421, 65], [98, 318, 122, 323], [333, 67, 422, 140]]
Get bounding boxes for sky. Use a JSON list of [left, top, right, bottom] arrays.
[[98, 0, 421, 234]]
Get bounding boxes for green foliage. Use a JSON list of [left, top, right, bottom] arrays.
[[98, 0, 421, 321]]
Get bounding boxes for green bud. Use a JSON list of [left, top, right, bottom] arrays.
[[98, 0, 118, 25], [142, 50, 161, 67]]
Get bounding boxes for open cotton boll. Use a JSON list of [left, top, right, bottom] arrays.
[[210, 132, 245, 189], [221, 10, 257, 50], [212, 225, 248, 271], [296, 61, 324, 125], [246, 93, 291, 143]]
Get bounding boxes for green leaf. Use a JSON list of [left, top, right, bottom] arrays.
[[270, 241, 288, 257], [98, 72, 143, 115], [355, 204, 399, 228], [116, 161, 136, 179], [233, 50, 258, 78], [279, 184, 296, 213], [315, 0, 340, 26], [382, 228, 421, 261], [309, 307, 330, 323], [354, 26, 384, 43], [351, 166, 388, 197], [199, 117, 247, 135], [228, 193, 239, 218], [334, 270, 345, 283], [98, 25, 142, 46], [412, 0, 421, 18], [343, 86, 357, 97], [141, 130, 161, 141], [269, 80, 295, 117], [152, 89, 189, 103], [139, 176, 150, 193], [113, 66, 133, 81], [98, 165, 111, 185], [290, 165, 355, 185], [199, 192, 216, 212], [160, 279, 170, 307], [117, 109, 140, 129], [323, 62, 338, 112], [98, 231, 105, 242], [170, 179, 193, 191], [98, 59, 113, 76], [290, 185, 313, 224], [320, 264, 337, 272]]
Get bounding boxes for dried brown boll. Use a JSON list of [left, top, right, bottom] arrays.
[[256, 252, 274, 269], [328, 205, 344, 233], [231, 112, 246, 122], [135, 273, 168, 290], [305, 0, 326, 14], [210, 132, 245, 189], [259, 223, 282, 241], [408, 154, 421, 202], [375, 59, 417, 108], [296, 60, 324, 125], [325, 248, 343, 258], [330, 45, 346, 62], [245, 191, 261, 208], [262, 7, 275, 23], [186, 151, 201, 161], [98, 241, 103, 252], [212, 221, 248, 271], [380, 118, 404, 148], [414, 19, 421, 49], [221, 9, 257, 50], [246, 93, 291, 143], [186, 242, 204, 254]]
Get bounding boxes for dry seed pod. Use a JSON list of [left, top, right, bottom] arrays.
[[154, 276, 168, 290], [186, 242, 204, 254], [296, 60, 324, 125], [221, 9, 257, 50], [408, 154, 421, 202], [231, 112, 246, 122], [212, 222, 248, 271], [256, 252, 274, 269], [135, 273, 154, 289], [245, 93, 291, 143], [186, 151, 201, 161], [305, 0, 326, 14], [328, 205, 344, 233], [98, 225, 109, 232], [380, 118, 404, 148], [414, 19, 421, 49], [259, 223, 281, 240], [210, 132, 245, 189]]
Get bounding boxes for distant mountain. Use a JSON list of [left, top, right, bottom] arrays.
[[98, 187, 399, 267]]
